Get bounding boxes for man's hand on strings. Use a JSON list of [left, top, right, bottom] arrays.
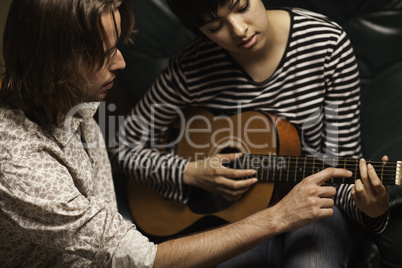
[[272, 167, 350, 232]]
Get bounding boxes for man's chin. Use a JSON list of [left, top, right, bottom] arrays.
[[83, 93, 108, 103]]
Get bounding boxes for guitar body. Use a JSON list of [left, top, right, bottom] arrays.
[[128, 108, 301, 238]]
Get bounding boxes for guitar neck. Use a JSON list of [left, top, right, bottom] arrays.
[[236, 154, 401, 185]]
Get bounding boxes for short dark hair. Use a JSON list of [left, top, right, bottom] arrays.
[[0, 0, 134, 129], [166, 0, 233, 36]]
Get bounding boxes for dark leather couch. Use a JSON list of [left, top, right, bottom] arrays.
[[105, 0, 402, 266]]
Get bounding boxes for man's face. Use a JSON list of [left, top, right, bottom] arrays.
[[84, 10, 125, 102]]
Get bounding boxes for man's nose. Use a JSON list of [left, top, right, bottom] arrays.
[[110, 49, 126, 71]]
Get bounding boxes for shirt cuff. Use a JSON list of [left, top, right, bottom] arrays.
[[112, 227, 157, 268]]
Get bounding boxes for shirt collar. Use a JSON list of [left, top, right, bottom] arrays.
[[51, 102, 100, 147]]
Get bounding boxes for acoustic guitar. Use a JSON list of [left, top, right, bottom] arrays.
[[128, 107, 401, 238]]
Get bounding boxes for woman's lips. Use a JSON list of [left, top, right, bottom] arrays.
[[239, 34, 257, 48]]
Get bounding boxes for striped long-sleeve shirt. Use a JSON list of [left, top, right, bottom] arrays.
[[110, 8, 388, 233]]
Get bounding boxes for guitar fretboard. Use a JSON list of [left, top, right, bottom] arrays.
[[234, 154, 401, 185]]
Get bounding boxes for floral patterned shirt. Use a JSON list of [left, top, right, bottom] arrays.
[[0, 102, 156, 267]]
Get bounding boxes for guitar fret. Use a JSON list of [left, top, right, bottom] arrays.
[[240, 155, 245, 180], [268, 156, 271, 182], [354, 159, 358, 183], [333, 158, 336, 184], [322, 157, 325, 178], [267, 155, 275, 181], [246, 154, 250, 179], [254, 155, 261, 182], [312, 157, 315, 176], [267, 156, 270, 181], [261, 155, 266, 182]]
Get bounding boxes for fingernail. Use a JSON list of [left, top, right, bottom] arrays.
[[347, 170, 353, 176], [360, 158, 365, 162], [250, 170, 257, 174], [368, 164, 373, 169]]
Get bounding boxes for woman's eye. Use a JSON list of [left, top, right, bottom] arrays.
[[208, 23, 222, 32], [239, 0, 250, 12]]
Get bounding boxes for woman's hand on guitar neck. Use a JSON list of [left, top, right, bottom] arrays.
[[351, 156, 389, 218], [183, 153, 258, 201]]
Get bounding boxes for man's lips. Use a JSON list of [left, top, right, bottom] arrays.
[[103, 78, 115, 90]]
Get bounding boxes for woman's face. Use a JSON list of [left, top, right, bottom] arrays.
[[199, 0, 269, 56]]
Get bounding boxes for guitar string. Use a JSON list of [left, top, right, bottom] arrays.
[[242, 155, 399, 164], [242, 169, 398, 177], [244, 154, 398, 165], [239, 154, 399, 184], [286, 163, 398, 173], [243, 155, 398, 170]]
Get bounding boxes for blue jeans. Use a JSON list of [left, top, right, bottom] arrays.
[[216, 206, 364, 268], [374, 205, 402, 268]]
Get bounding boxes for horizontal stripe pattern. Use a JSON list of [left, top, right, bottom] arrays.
[[110, 8, 387, 233]]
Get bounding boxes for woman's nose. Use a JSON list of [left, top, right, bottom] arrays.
[[229, 15, 248, 37]]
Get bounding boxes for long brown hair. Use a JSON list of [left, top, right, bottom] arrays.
[[0, 0, 134, 129]]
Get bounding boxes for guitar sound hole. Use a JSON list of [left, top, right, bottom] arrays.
[[188, 147, 240, 214], [188, 187, 232, 214]]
